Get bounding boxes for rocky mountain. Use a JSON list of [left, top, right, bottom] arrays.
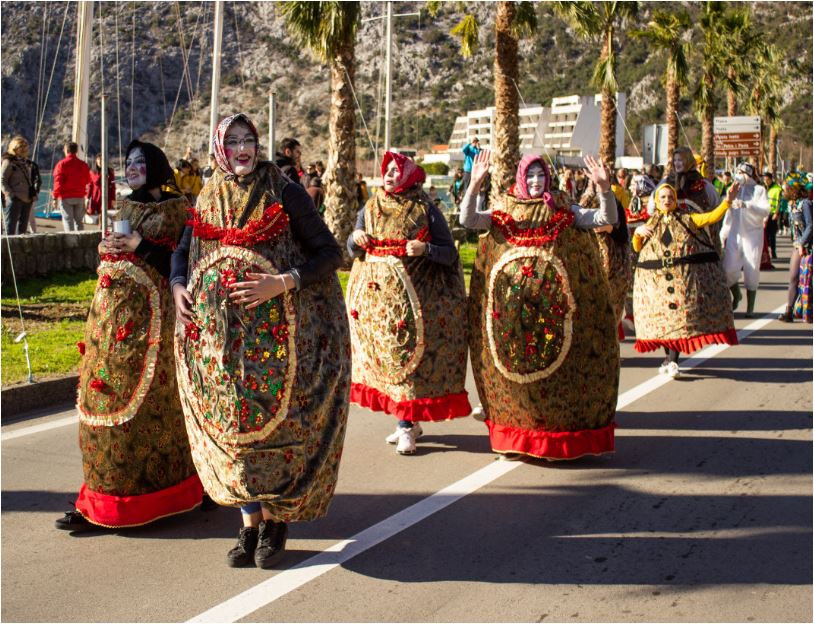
[[1, 1, 811, 173]]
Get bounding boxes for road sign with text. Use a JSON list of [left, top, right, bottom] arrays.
[[714, 116, 761, 157]]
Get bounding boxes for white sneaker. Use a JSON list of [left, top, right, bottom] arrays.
[[386, 423, 423, 445], [658, 362, 670, 375], [666, 361, 680, 378], [396, 428, 417, 455], [471, 405, 486, 422]]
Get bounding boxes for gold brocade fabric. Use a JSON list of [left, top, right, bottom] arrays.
[[468, 192, 619, 439], [346, 190, 469, 408], [594, 231, 633, 324], [175, 164, 350, 521], [76, 197, 197, 496], [633, 209, 735, 344]]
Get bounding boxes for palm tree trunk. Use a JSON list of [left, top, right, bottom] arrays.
[[727, 66, 737, 116], [768, 125, 777, 175], [701, 73, 715, 181], [493, 1, 519, 195], [598, 31, 616, 165], [665, 73, 679, 175], [323, 42, 357, 268]]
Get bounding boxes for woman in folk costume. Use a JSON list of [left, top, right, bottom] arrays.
[[461, 150, 620, 460], [720, 162, 772, 318], [579, 178, 632, 339], [648, 148, 720, 216], [56, 141, 204, 532], [632, 182, 740, 377], [346, 151, 470, 455], [778, 173, 813, 323], [171, 113, 349, 568]]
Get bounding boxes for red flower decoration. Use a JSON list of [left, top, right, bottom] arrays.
[[397, 319, 407, 330], [521, 264, 535, 278], [192, 203, 289, 247], [350, 309, 359, 320], [115, 319, 135, 342], [76, 342, 86, 355], [367, 281, 380, 290], [491, 209, 574, 247], [185, 322, 200, 341], [363, 226, 431, 257], [525, 345, 537, 356], [99, 274, 112, 288], [89, 378, 106, 392], [491, 311, 501, 320]]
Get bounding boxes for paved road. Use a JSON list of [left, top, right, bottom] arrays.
[[2, 239, 811, 623]]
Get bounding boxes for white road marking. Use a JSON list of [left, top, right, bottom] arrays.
[[187, 303, 788, 623], [1, 414, 76, 441]]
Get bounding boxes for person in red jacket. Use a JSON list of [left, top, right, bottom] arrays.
[[85, 154, 116, 224], [52, 141, 91, 231]]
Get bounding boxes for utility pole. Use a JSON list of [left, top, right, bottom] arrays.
[[209, 1, 224, 144]]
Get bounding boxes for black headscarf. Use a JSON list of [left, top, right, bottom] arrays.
[[125, 139, 181, 202]]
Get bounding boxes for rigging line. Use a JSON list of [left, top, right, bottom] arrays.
[[617, 104, 641, 157], [130, 0, 135, 140], [34, 3, 48, 145], [232, 1, 246, 91], [675, 111, 694, 154], [174, 1, 195, 104], [511, 78, 557, 173], [342, 65, 377, 157], [373, 15, 387, 163], [114, 2, 123, 167], [194, 2, 210, 115], [32, 1, 70, 163], [158, 53, 168, 126]]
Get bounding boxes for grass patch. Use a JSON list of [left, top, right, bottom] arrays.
[[1, 319, 85, 385], [1, 270, 97, 306]]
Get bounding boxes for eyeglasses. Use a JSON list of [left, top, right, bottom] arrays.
[[224, 136, 257, 149]]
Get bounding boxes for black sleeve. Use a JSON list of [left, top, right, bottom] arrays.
[[135, 235, 177, 279], [282, 183, 342, 288], [347, 207, 366, 258], [425, 201, 458, 265], [169, 225, 192, 287]]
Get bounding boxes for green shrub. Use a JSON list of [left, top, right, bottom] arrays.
[[420, 162, 449, 175]]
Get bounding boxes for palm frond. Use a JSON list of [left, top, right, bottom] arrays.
[[512, 1, 538, 38], [450, 14, 479, 58], [281, 1, 361, 62]]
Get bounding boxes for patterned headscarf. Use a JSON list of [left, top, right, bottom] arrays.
[[514, 154, 556, 211], [654, 183, 678, 213], [211, 113, 259, 178], [381, 151, 426, 195]]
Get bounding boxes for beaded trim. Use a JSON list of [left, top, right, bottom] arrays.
[[363, 226, 431, 257], [491, 209, 574, 247], [191, 202, 289, 247], [77, 260, 161, 427], [486, 247, 575, 384]]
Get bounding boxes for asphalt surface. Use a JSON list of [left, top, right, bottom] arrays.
[[1, 238, 811, 623]]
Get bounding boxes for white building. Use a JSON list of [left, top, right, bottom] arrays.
[[446, 93, 627, 166]]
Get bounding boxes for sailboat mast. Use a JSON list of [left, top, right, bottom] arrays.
[[209, 1, 224, 145], [72, 0, 94, 160], [384, 1, 392, 153]]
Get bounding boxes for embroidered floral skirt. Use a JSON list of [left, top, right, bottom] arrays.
[[347, 254, 471, 422], [468, 229, 620, 459], [176, 245, 350, 522], [75, 259, 203, 528]]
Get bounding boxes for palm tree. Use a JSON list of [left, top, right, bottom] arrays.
[[631, 9, 690, 175], [553, 1, 638, 166], [720, 7, 765, 117], [430, 1, 537, 193], [693, 1, 731, 180], [748, 45, 786, 175], [281, 1, 361, 265]]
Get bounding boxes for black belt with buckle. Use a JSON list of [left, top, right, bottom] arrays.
[[637, 251, 719, 270]]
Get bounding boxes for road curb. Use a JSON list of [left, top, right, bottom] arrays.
[[1, 375, 77, 421]]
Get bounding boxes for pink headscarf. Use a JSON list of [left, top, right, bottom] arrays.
[[211, 113, 259, 177], [513, 155, 556, 212], [381, 151, 426, 195]]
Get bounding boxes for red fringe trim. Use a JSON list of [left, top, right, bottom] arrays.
[[350, 382, 471, 422], [634, 328, 739, 354], [491, 209, 574, 247], [363, 226, 430, 257], [486, 419, 616, 460], [191, 202, 288, 247], [74, 474, 204, 528]]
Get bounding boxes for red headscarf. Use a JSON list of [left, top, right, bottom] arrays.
[[211, 113, 259, 178], [513, 154, 556, 211], [381, 151, 426, 195]]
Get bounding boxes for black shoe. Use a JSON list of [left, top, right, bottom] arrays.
[[226, 526, 259, 568], [55, 510, 93, 532], [200, 494, 219, 512], [254, 520, 288, 569]]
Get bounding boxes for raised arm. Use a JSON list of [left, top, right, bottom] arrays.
[[570, 156, 618, 229], [459, 149, 493, 230]]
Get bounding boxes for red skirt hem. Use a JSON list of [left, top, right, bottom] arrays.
[[486, 419, 616, 460], [634, 329, 739, 355], [350, 383, 472, 422], [75, 474, 204, 528]]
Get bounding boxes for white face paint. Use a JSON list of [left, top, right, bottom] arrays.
[[383, 160, 401, 192], [125, 147, 147, 190], [223, 121, 257, 176], [526, 162, 546, 198], [673, 153, 686, 173]]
